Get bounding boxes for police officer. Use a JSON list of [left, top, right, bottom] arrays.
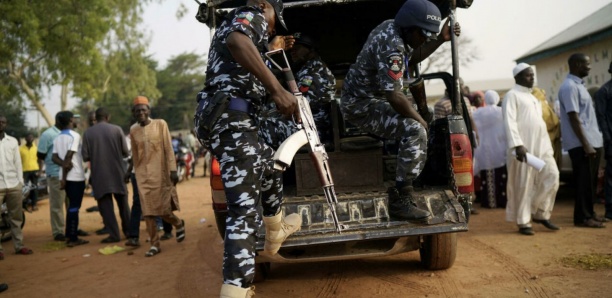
[[258, 32, 337, 147], [341, 0, 459, 222], [194, 0, 302, 296], [291, 32, 336, 141]]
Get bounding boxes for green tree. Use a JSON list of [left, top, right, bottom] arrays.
[[88, 49, 160, 131], [0, 0, 160, 126], [0, 100, 33, 139], [152, 53, 206, 131]]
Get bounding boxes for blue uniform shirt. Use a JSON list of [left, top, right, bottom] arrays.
[[37, 126, 61, 177]]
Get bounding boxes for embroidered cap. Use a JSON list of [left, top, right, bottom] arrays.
[[133, 96, 150, 106]]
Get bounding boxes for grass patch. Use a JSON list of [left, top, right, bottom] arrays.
[[560, 253, 612, 270], [41, 242, 66, 252]]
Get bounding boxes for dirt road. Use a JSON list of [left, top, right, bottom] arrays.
[[1, 167, 610, 297]]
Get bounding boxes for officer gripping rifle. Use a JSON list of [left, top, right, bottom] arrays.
[[266, 49, 346, 233]]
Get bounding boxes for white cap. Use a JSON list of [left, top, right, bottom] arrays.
[[512, 62, 531, 77]]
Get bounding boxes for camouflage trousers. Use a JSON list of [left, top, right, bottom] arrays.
[[342, 96, 427, 183], [207, 110, 283, 288], [258, 110, 299, 149]]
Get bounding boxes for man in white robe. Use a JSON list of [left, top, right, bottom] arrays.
[[502, 63, 560, 236]]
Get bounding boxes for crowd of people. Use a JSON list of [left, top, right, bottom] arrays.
[[444, 58, 612, 236], [0, 99, 191, 258]]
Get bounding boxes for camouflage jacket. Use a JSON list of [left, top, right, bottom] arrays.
[[296, 56, 336, 128], [341, 20, 412, 119], [198, 6, 269, 108]]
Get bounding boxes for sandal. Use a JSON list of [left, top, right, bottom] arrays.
[[176, 220, 186, 243], [16, 247, 33, 255], [144, 246, 161, 257]]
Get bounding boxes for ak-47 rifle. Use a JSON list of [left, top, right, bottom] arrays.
[[265, 49, 346, 233]]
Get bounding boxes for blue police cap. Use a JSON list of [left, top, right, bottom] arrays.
[[394, 0, 442, 34]]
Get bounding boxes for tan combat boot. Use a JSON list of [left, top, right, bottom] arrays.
[[219, 284, 255, 298], [262, 212, 302, 255]]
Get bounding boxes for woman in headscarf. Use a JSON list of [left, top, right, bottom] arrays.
[[471, 90, 486, 109], [473, 90, 508, 208]]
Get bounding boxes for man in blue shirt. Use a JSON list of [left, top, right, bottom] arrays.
[[37, 111, 71, 241], [558, 53, 605, 228]]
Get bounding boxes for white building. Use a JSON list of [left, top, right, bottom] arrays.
[[516, 2, 612, 103]]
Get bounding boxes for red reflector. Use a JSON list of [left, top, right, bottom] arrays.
[[212, 158, 221, 176], [450, 134, 474, 193], [211, 175, 224, 190]]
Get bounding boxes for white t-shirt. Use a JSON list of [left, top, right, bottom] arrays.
[[53, 129, 85, 182]]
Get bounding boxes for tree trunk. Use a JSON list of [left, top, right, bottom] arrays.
[[17, 76, 54, 126], [60, 83, 68, 110], [7, 62, 54, 126]]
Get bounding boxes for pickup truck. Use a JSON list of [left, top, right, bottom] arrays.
[[199, 0, 475, 279]]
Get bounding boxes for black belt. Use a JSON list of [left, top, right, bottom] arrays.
[[227, 97, 255, 114]]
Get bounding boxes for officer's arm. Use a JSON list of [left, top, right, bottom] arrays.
[[409, 20, 460, 67], [226, 32, 297, 118], [386, 90, 428, 130]]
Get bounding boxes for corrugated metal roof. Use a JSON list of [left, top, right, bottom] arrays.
[[517, 2, 612, 62]]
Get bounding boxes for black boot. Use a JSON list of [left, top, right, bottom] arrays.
[[388, 187, 431, 222]]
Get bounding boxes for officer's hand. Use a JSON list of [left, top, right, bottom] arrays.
[[418, 119, 428, 131], [269, 35, 295, 51], [515, 145, 527, 162], [124, 173, 131, 184], [441, 20, 460, 41], [170, 171, 179, 186], [272, 90, 300, 121], [453, 22, 461, 37], [283, 35, 295, 50]]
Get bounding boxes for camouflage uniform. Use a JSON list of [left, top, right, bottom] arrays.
[[258, 112, 298, 149], [194, 6, 283, 288], [341, 20, 427, 184], [296, 56, 336, 141], [259, 56, 336, 147]]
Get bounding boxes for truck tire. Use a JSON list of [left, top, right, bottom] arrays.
[[419, 232, 457, 270]]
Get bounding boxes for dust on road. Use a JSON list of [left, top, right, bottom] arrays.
[[1, 170, 610, 297]]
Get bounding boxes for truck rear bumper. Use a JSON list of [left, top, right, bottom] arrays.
[[255, 188, 467, 263]]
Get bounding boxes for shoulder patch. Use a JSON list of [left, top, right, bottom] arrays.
[[386, 54, 404, 81], [298, 76, 313, 93], [234, 11, 254, 26]]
